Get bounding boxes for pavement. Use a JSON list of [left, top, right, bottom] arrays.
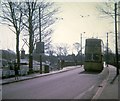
[[1, 65, 119, 100], [1, 65, 80, 85], [92, 65, 119, 100]]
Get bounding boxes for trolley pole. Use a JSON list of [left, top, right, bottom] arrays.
[[115, 3, 119, 75]]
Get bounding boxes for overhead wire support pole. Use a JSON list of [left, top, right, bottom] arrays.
[[115, 2, 119, 75], [39, 6, 42, 74], [79, 15, 88, 66], [81, 33, 82, 65], [106, 32, 108, 67], [80, 32, 85, 66]]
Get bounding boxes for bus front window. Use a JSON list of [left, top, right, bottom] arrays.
[[93, 54, 99, 61], [85, 54, 100, 62]]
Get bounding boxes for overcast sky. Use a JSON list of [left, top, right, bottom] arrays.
[[0, 1, 115, 54], [52, 2, 115, 54]]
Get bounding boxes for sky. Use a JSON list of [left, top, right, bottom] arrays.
[[52, 2, 115, 54], [0, 1, 116, 54]]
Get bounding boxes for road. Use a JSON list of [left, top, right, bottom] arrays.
[[2, 66, 108, 99]]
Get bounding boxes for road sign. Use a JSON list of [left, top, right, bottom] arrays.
[[36, 42, 44, 54]]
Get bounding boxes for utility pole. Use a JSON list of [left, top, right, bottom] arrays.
[[79, 15, 89, 65], [39, 7, 42, 74], [106, 32, 108, 67], [115, 2, 119, 75], [81, 33, 82, 64], [80, 32, 85, 65]]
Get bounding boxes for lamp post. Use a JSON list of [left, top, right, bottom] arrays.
[[106, 32, 112, 67], [80, 32, 85, 65], [79, 15, 90, 65]]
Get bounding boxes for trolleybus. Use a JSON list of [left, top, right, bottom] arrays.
[[84, 38, 104, 72]]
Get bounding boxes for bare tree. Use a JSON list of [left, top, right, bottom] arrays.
[[20, 1, 38, 72], [20, 1, 59, 72], [1, 1, 23, 69], [46, 44, 55, 56], [97, 2, 114, 18], [62, 44, 69, 56], [21, 1, 58, 50], [73, 42, 81, 55], [55, 43, 69, 56], [97, 1, 120, 75], [1, 0, 59, 73], [36, 1, 59, 51]]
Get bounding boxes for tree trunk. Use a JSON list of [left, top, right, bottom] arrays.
[[28, 15, 33, 73], [16, 32, 20, 70], [29, 32, 33, 72]]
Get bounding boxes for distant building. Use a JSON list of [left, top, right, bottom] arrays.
[[0, 49, 16, 68], [0, 49, 16, 62]]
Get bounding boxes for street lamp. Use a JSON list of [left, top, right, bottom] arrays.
[[80, 32, 85, 65], [106, 32, 112, 67], [79, 15, 90, 65]]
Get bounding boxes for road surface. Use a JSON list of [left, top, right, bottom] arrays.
[[2, 66, 107, 99]]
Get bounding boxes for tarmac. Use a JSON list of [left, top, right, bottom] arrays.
[[1, 66, 80, 85], [0, 65, 119, 100]]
